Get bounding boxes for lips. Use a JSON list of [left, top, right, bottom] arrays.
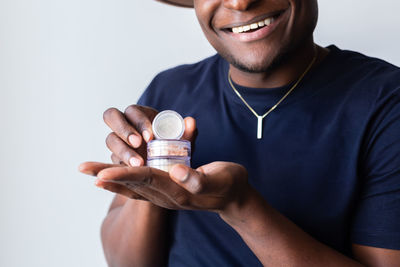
[[219, 10, 287, 42]]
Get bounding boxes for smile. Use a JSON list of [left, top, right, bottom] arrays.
[[221, 10, 287, 42], [231, 17, 274, 33]]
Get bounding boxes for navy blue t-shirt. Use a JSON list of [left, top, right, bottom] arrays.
[[138, 45, 400, 266]]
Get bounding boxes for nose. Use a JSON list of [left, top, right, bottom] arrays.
[[222, 0, 259, 11]]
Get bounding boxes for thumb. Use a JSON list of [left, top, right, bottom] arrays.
[[169, 164, 205, 194], [181, 117, 197, 143], [169, 163, 231, 195]]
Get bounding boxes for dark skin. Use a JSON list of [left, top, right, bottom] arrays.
[[79, 0, 400, 266]]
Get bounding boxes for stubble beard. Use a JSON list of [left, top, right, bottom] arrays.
[[223, 47, 291, 74], [219, 37, 297, 74]]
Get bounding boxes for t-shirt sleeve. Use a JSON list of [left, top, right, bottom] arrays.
[[136, 71, 176, 111], [137, 88, 150, 106], [351, 91, 400, 249], [137, 75, 159, 108]]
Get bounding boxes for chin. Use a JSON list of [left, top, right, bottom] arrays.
[[221, 48, 283, 74]]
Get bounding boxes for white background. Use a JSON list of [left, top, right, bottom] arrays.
[[0, 0, 399, 266]]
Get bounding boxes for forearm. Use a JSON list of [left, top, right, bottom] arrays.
[[220, 187, 363, 267], [101, 197, 168, 267]]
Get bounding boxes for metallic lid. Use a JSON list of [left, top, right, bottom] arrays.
[[152, 110, 185, 140]]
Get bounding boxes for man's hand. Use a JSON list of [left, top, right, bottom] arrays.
[[80, 104, 252, 212], [101, 105, 197, 167], [79, 161, 251, 213]]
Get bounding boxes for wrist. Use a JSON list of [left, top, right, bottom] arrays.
[[124, 199, 167, 216], [219, 185, 262, 226]]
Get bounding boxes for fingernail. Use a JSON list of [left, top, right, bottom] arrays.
[[95, 179, 103, 188], [129, 157, 141, 167], [142, 130, 151, 142], [170, 165, 189, 182], [128, 134, 141, 148]]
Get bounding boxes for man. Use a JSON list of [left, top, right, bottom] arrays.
[[79, 0, 400, 266]]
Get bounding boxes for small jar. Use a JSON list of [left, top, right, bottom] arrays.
[[147, 157, 190, 172], [147, 140, 191, 158], [147, 110, 191, 171]]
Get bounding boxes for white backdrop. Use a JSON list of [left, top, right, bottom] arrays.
[[0, 1, 399, 266]]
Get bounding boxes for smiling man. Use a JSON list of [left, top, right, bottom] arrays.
[[79, 0, 400, 266]]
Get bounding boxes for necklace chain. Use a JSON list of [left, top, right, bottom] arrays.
[[227, 51, 318, 139]]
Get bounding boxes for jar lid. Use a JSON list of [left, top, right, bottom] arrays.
[[152, 110, 185, 140]]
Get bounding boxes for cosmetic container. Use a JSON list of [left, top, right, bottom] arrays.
[[147, 157, 191, 172], [147, 139, 191, 158], [147, 110, 191, 171]]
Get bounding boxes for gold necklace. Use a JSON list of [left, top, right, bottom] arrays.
[[228, 52, 318, 139]]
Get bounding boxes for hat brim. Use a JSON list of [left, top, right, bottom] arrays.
[[156, 0, 194, 8]]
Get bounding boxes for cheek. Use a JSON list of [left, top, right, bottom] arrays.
[[194, 0, 219, 28], [194, 1, 224, 49], [291, 0, 318, 35]]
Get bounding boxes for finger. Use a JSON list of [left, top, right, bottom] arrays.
[[96, 176, 175, 208], [96, 180, 147, 200], [111, 153, 128, 166], [98, 166, 169, 187], [78, 161, 121, 176], [97, 166, 194, 208], [181, 117, 197, 142], [103, 107, 142, 148], [169, 164, 207, 194], [124, 105, 158, 143], [169, 163, 244, 195], [111, 153, 125, 165], [98, 166, 187, 209], [117, 182, 179, 209], [106, 132, 144, 166]]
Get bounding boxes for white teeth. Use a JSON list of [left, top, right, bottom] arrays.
[[231, 17, 274, 33], [264, 18, 272, 26]]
